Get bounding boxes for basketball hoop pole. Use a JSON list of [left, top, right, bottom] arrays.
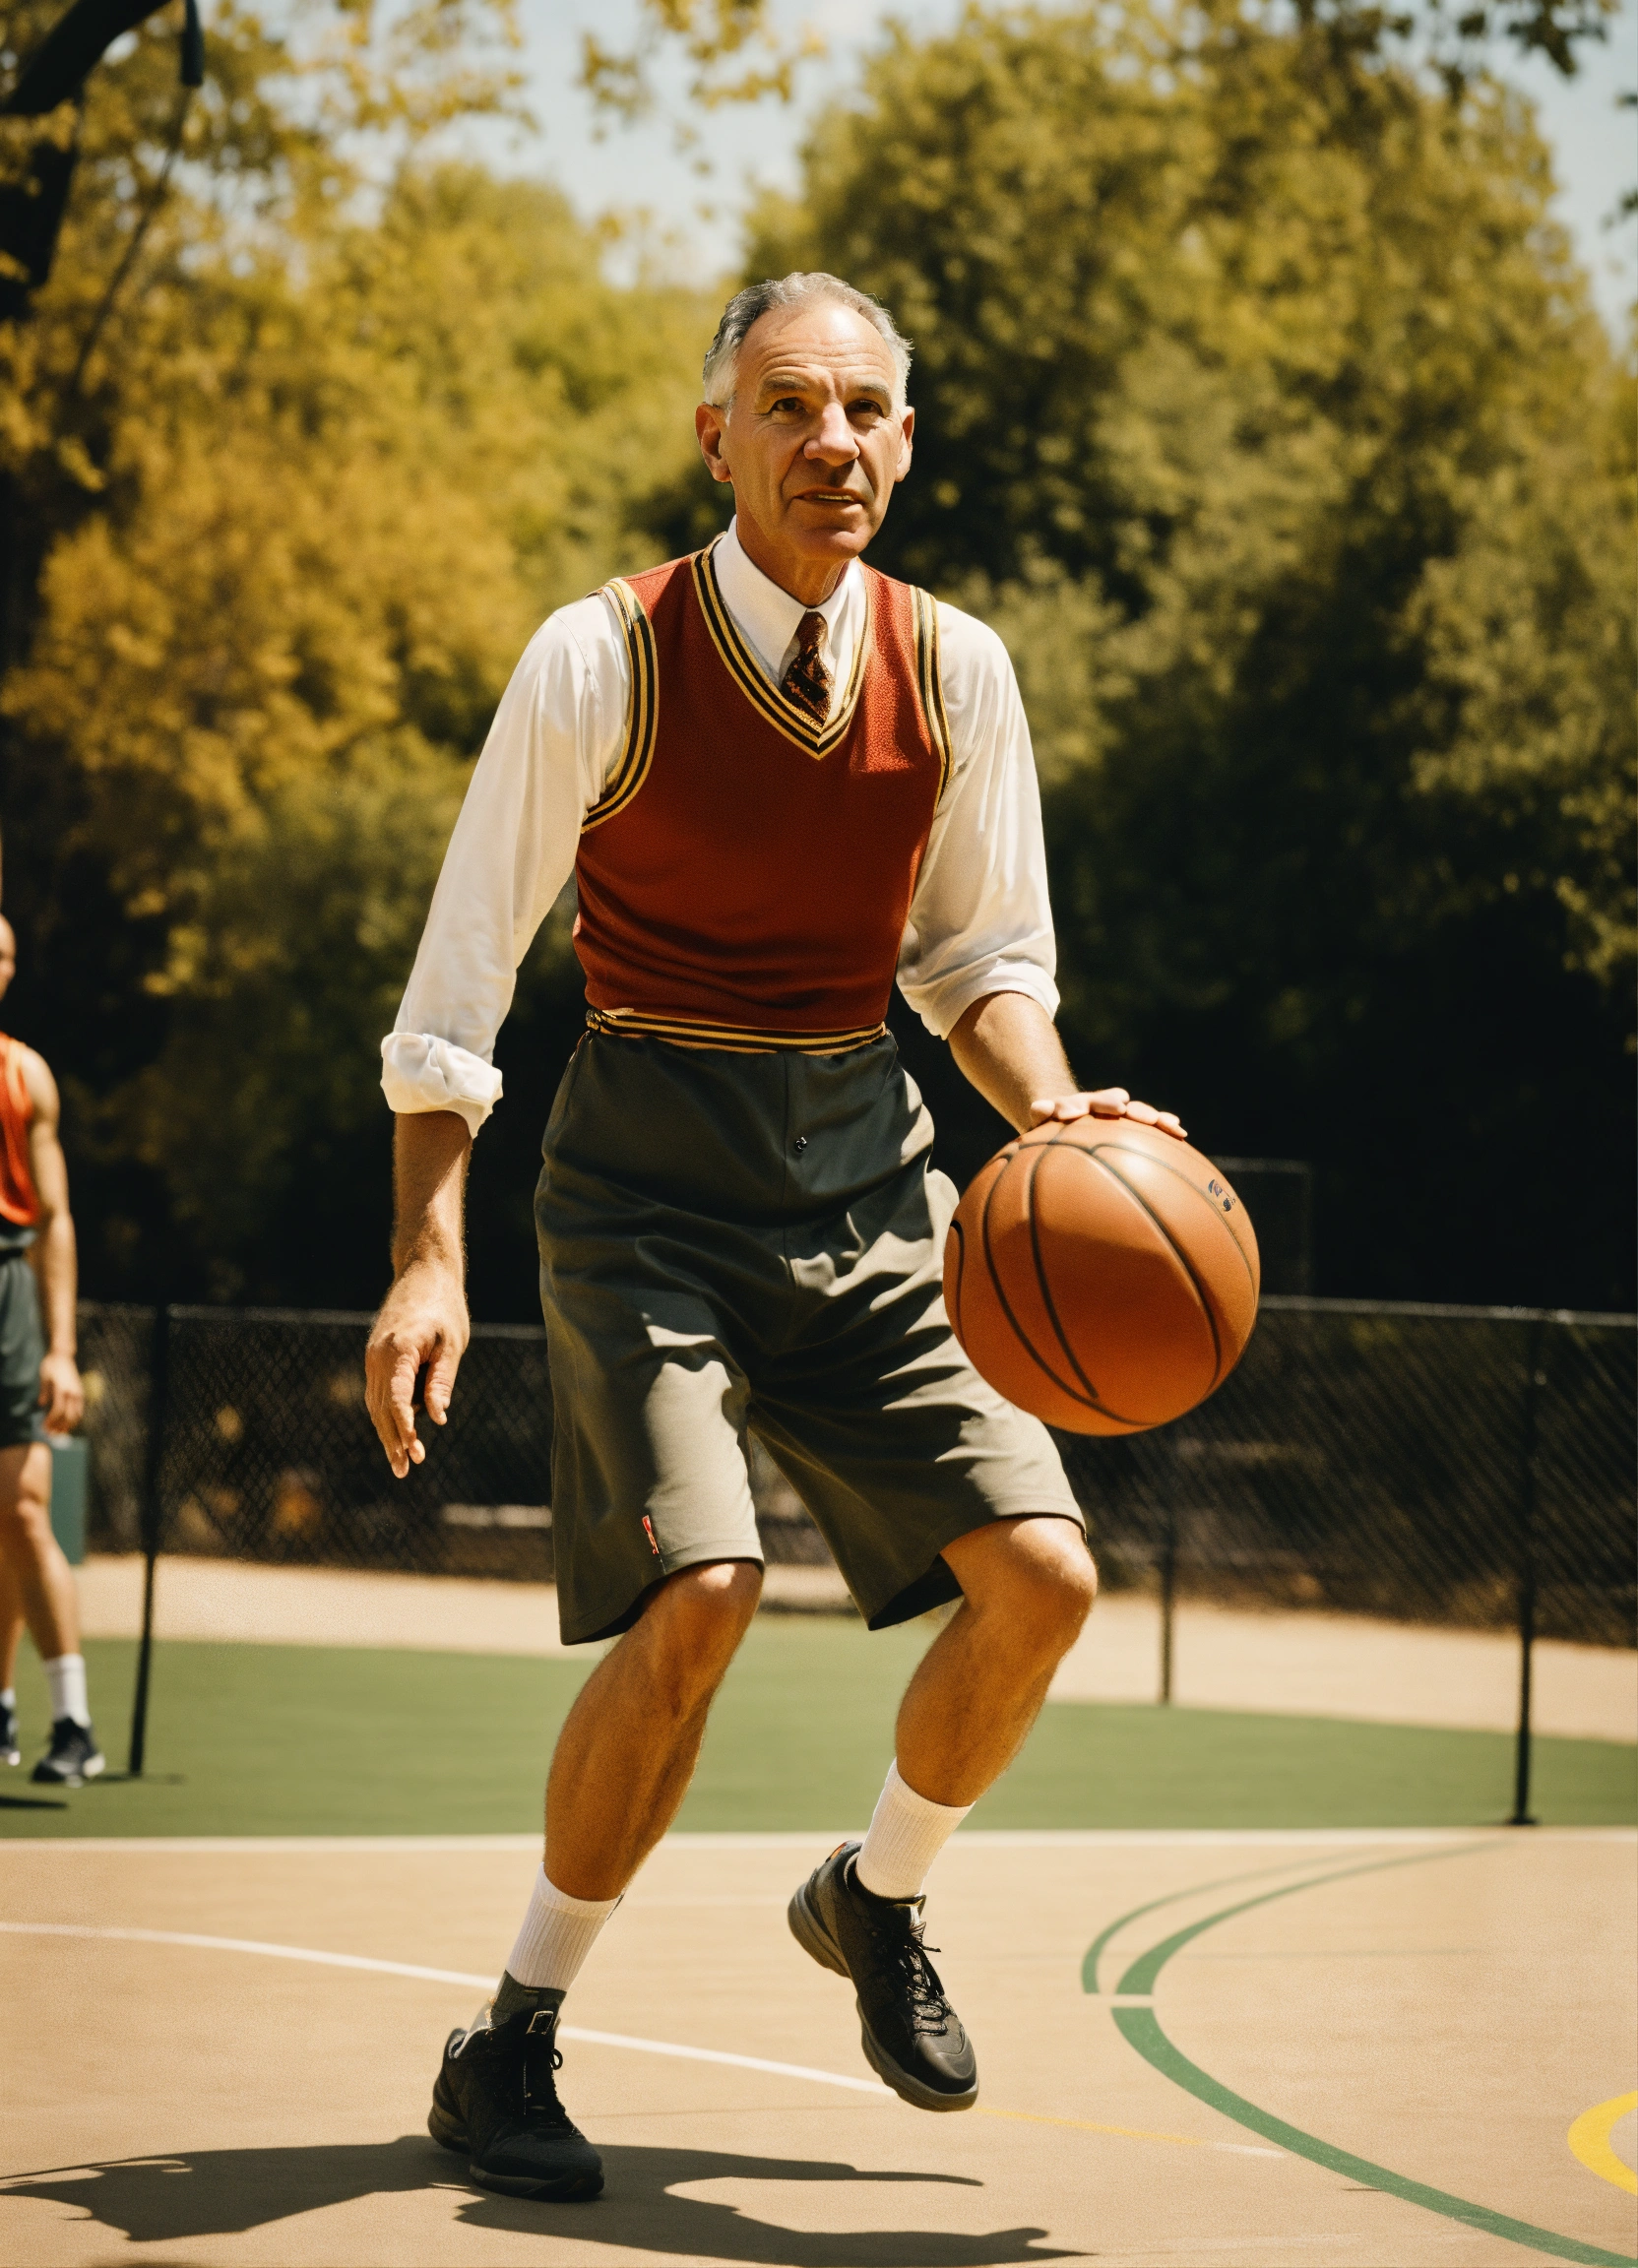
[[1509, 1315, 1545, 1829]]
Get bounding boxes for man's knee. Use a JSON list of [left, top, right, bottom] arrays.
[[0, 1451, 53, 1558], [628, 1558, 761, 1708], [959, 1516, 1098, 1653]]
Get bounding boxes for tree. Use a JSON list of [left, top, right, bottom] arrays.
[[1, 23, 712, 1298], [751, 0, 1634, 1305]]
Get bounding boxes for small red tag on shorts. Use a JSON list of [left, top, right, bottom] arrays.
[[641, 1515, 661, 1557]]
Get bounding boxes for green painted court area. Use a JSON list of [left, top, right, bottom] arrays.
[[2, 1622, 1632, 1839]]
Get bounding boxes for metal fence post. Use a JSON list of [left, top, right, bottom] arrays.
[[127, 1303, 170, 1779], [1509, 1314, 1546, 1828], [1159, 1485, 1177, 1706]]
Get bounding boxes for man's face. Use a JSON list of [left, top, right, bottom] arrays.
[[0, 922, 13, 1004], [696, 301, 914, 592]]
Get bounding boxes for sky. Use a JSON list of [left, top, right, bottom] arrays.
[[472, 0, 1636, 333]]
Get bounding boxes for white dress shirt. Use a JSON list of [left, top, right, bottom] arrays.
[[382, 520, 1059, 1134]]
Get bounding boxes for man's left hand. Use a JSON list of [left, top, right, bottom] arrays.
[[37, 1352, 85, 1434], [1029, 1088, 1187, 1141]]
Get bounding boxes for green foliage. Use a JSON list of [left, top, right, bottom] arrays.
[[753, 0, 1634, 1303], [1, 0, 713, 1292]]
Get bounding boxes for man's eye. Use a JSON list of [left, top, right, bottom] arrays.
[[768, 397, 804, 413], [850, 401, 887, 421]]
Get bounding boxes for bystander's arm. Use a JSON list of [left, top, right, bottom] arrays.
[[23, 1053, 83, 1434]]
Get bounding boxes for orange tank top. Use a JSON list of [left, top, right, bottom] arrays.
[[572, 544, 951, 1051], [0, 1037, 40, 1228]]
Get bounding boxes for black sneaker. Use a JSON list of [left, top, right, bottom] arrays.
[[0, 1697, 18, 1768], [31, 1719, 104, 1786], [428, 1983, 603, 2200], [788, 1840, 978, 2111]]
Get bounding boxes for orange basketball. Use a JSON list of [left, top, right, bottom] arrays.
[[943, 1117, 1260, 1435]]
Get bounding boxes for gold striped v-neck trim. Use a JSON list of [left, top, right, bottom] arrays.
[[691, 539, 869, 759], [583, 577, 659, 830]]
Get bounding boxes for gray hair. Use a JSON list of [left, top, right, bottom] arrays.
[[702, 273, 913, 411]]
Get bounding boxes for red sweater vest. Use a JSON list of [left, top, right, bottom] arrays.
[[0, 1037, 39, 1228], [572, 543, 952, 1051]]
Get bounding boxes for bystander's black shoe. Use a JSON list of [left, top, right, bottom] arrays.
[[788, 1840, 978, 2111], [428, 1983, 603, 2200], [31, 1719, 103, 1786], [0, 1696, 19, 1768]]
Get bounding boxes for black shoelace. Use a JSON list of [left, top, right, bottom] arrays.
[[881, 1922, 955, 2037], [520, 2034, 573, 2127]]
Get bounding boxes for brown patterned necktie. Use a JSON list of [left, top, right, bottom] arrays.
[[781, 609, 832, 724]]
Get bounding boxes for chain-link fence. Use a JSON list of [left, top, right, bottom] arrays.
[[77, 1295, 1633, 1802], [80, 1299, 1634, 1650]]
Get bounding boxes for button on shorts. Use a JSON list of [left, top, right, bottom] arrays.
[[536, 1030, 1084, 1644]]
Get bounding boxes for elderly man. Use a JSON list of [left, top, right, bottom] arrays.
[[0, 914, 98, 1787], [366, 271, 1184, 2204]]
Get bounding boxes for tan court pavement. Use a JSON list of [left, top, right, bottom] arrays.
[[0, 1830, 1632, 2267], [76, 1554, 1638, 1739]]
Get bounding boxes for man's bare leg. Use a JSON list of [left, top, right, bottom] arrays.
[[0, 1444, 79, 1665], [545, 1558, 763, 1901], [895, 1514, 1096, 1807], [0, 1549, 25, 1693]]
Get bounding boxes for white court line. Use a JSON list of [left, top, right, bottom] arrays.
[[9, 1827, 1633, 1853], [0, 1920, 1282, 2155], [0, 1922, 890, 2094]]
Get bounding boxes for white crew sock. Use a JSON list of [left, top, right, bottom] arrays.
[[0, 1689, 15, 1711], [44, 1655, 90, 1728], [504, 1866, 620, 1994], [854, 1760, 972, 1902]]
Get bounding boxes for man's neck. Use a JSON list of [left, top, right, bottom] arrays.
[[732, 513, 856, 608]]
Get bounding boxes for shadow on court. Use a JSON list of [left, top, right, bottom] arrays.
[[1, 2136, 1079, 2264]]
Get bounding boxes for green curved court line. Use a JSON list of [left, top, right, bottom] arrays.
[[1114, 1839, 1496, 1996], [1112, 2008, 1636, 2268], [1096, 1842, 1638, 2267], [1081, 1854, 1355, 1992]]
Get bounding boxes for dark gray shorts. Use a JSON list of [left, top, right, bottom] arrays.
[[0, 1249, 46, 1452], [536, 1032, 1082, 1644]]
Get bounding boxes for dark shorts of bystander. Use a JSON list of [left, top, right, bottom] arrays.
[[536, 1030, 1083, 1645], [0, 1243, 46, 1451]]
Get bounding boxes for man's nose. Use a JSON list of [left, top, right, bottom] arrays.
[[805, 402, 858, 464]]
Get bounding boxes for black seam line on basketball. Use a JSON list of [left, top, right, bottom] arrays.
[[1030, 1133, 1109, 1410], [947, 1218, 967, 1348], [978, 1149, 1107, 1418], [1098, 1844, 1635, 2268], [1084, 1148, 1224, 1386], [1091, 1137, 1260, 1312]]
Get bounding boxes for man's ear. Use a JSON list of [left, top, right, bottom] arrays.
[[696, 401, 733, 485], [893, 406, 915, 486]]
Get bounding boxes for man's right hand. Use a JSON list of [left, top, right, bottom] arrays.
[[365, 1266, 470, 1479]]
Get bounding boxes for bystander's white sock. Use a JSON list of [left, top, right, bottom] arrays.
[[505, 1866, 620, 1994], [0, 1688, 15, 1711], [854, 1761, 972, 1902], [44, 1655, 90, 1728]]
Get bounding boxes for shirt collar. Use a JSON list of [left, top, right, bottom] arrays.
[[715, 517, 860, 683]]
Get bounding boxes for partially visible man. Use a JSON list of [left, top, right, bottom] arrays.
[[0, 914, 99, 1786]]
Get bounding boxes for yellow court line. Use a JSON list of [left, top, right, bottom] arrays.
[[976, 2104, 1283, 2159], [1568, 2092, 1638, 2195]]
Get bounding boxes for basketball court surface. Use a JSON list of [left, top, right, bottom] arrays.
[[2, 1826, 1633, 2267]]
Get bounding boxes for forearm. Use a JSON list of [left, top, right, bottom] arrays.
[[33, 1212, 78, 1354], [392, 1110, 472, 1280], [947, 992, 1077, 1133]]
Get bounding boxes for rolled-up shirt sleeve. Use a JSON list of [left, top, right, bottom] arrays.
[[896, 602, 1059, 1040], [381, 598, 626, 1135]]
